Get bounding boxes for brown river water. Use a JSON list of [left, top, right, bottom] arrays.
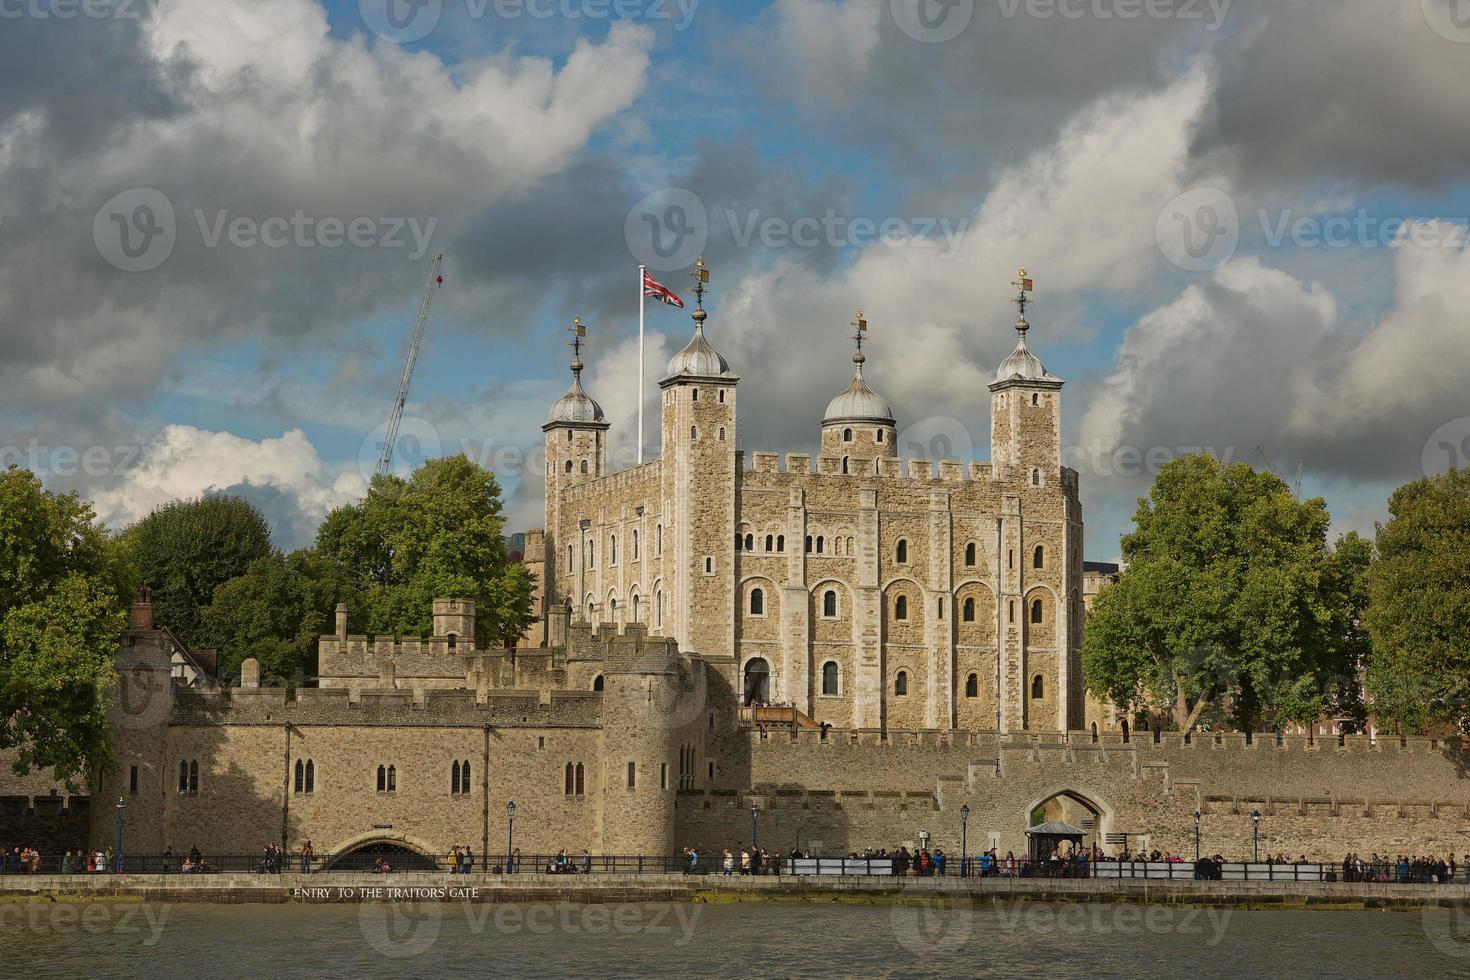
[[4, 899, 1468, 978]]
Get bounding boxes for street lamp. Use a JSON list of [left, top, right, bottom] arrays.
[[1251, 809, 1261, 864], [960, 804, 970, 878], [115, 798, 125, 875], [506, 801, 516, 874], [1194, 810, 1201, 863], [750, 803, 759, 849]]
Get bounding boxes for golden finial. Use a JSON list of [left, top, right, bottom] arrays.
[[1010, 267, 1034, 335], [689, 257, 710, 325], [566, 316, 586, 375]]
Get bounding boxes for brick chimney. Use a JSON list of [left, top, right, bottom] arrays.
[[130, 587, 154, 631]]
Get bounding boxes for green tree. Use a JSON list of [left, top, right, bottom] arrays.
[[200, 549, 348, 684], [0, 467, 135, 784], [316, 455, 534, 646], [1082, 454, 1355, 732], [123, 495, 272, 648], [1364, 469, 1470, 734]]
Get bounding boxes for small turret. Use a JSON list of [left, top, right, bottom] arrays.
[[821, 311, 897, 462]]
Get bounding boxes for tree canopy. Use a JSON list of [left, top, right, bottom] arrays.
[[123, 495, 272, 649], [1082, 454, 1364, 732], [200, 549, 347, 684], [315, 455, 534, 647], [1363, 468, 1470, 734], [0, 467, 135, 784]]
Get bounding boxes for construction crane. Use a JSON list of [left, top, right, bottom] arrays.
[[375, 252, 445, 478]]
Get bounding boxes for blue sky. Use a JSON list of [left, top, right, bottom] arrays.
[[3, 0, 1469, 557]]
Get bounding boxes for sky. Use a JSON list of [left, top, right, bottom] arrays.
[[2, 0, 1469, 559]]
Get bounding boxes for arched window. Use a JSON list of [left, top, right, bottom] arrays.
[[588, 541, 595, 568], [690, 425, 698, 440], [631, 593, 641, 623], [610, 535, 617, 564], [719, 389, 725, 403], [568, 545, 573, 572], [565, 460, 573, 473], [937, 596, 944, 618], [895, 595, 908, 621], [823, 590, 837, 618], [847, 536, 854, 553], [750, 588, 765, 616], [461, 760, 469, 794], [447, 633, 457, 651], [305, 760, 314, 794], [719, 427, 726, 442], [1033, 545, 1044, 569], [565, 763, 575, 796], [377, 765, 386, 793], [896, 539, 908, 563], [387, 766, 396, 792], [842, 457, 849, 474], [822, 661, 839, 696], [965, 542, 976, 566], [655, 590, 663, 626], [843, 428, 853, 442], [963, 597, 975, 622], [765, 534, 774, 552], [965, 673, 978, 698], [1031, 468, 1040, 486], [777, 535, 785, 553], [692, 388, 699, 401], [704, 556, 713, 574], [1031, 598, 1044, 624], [657, 525, 663, 555], [189, 760, 198, 793], [1031, 675, 1044, 700], [876, 430, 884, 443], [1008, 599, 1016, 623], [895, 670, 908, 696], [581, 459, 589, 474], [452, 760, 462, 795], [805, 535, 813, 553], [295, 759, 304, 794], [593, 675, 604, 691], [816, 535, 825, 553], [745, 533, 754, 551], [575, 763, 585, 795], [1032, 392, 1040, 406]]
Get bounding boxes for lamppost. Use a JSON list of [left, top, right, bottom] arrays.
[[115, 798, 125, 875], [1194, 810, 1201, 862], [1251, 809, 1261, 864], [506, 800, 516, 874], [960, 804, 970, 878], [750, 803, 759, 849]]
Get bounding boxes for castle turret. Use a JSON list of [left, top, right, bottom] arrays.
[[659, 258, 738, 661], [820, 311, 897, 468], [988, 269, 1063, 481]]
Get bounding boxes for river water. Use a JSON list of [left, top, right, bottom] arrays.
[[4, 899, 1467, 978]]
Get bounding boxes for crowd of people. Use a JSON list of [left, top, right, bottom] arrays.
[[1341, 853, 1462, 883], [447, 845, 476, 874]]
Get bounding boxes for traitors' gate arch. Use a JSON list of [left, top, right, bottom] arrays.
[[322, 830, 441, 871], [1021, 786, 1114, 850]]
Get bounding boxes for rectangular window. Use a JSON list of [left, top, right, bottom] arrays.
[[660, 763, 668, 790], [627, 762, 636, 789], [708, 761, 715, 779], [129, 766, 138, 795]]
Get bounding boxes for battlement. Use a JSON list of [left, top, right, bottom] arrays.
[[738, 453, 1014, 485], [560, 458, 663, 504], [170, 683, 607, 728]]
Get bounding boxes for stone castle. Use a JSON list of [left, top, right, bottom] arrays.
[[5, 266, 1470, 868]]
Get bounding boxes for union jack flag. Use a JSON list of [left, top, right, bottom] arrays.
[[642, 269, 684, 308]]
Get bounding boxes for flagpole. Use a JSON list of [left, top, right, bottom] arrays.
[[638, 264, 646, 465]]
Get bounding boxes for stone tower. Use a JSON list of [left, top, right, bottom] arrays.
[[543, 318, 610, 620], [989, 271, 1062, 480], [819, 311, 898, 469], [432, 598, 475, 642], [659, 258, 738, 663]]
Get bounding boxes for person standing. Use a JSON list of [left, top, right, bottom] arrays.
[[301, 841, 314, 875]]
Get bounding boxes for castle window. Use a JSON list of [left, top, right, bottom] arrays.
[[631, 593, 641, 622], [1008, 600, 1016, 623], [568, 545, 573, 572], [588, 541, 595, 569], [765, 534, 774, 552], [894, 671, 909, 696], [1031, 598, 1044, 624], [847, 536, 854, 553], [388, 766, 396, 792], [875, 430, 884, 443], [447, 633, 457, 651], [816, 536, 825, 554], [660, 763, 668, 790], [460, 760, 468, 794], [692, 388, 699, 401], [576, 763, 584, 795], [581, 460, 589, 474], [565, 460, 573, 473], [842, 457, 849, 474], [305, 760, 313, 793], [567, 429, 573, 442], [691, 426, 698, 440], [129, 766, 138, 795], [823, 590, 838, 618], [750, 588, 765, 616], [745, 533, 754, 551], [896, 539, 908, 564], [719, 427, 726, 441], [777, 535, 785, 553], [565, 763, 575, 796], [937, 596, 945, 618], [655, 590, 663, 627], [609, 597, 618, 622], [719, 389, 725, 403], [963, 597, 975, 622], [593, 675, 604, 691], [843, 428, 853, 442], [632, 529, 639, 560], [657, 525, 663, 555], [178, 760, 188, 793], [705, 556, 714, 575], [627, 762, 636, 789], [189, 760, 198, 794], [295, 759, 305, 794], [966, 673, 979, 699], [610, 535, 617, 564], [1032, 393, 1039, 406], [805, 535, 813, 553], [1032, 675, 1045, 700], [895, 595, 908, 621], [965, 542, 976, 567], [822, 661, 839, 696], [1033, 545, 1044, 569], [1008, 549, 1014, 569], [453, 760, 462, 795], [377, 764, 397, 793], [1031, 469, 1040, 486]]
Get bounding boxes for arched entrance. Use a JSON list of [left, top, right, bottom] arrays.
[[743, 657, 771, 706], [1023, 787, 1112, 857], [323, 833, 441, 872]]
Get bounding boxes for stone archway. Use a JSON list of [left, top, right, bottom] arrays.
[[322, 830, 442, 871], [1021, 786, 1113, 853]]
